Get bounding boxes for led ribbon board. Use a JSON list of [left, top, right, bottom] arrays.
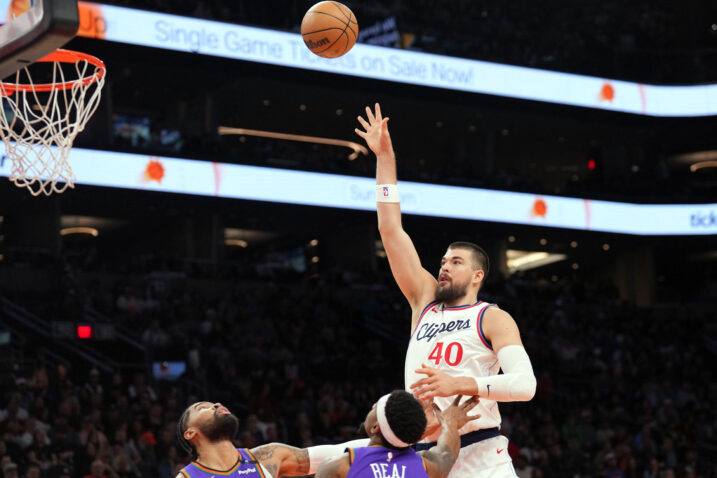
[[5, 3, 713, 115], [1, 147, 715, 236], [81, 4, 717, 116], [0, 2, 707, 117]]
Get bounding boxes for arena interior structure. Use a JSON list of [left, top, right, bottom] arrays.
[[0, 1, 715, 477]]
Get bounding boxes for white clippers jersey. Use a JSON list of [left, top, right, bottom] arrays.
[[405, 301, 502, 441]]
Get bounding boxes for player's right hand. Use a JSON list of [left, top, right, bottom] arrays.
[[433, 395, 480, 430], [355, 103, 393, 157]]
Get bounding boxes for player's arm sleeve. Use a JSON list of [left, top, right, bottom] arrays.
[[473, 344, 536, 402], [307, 439, 370, 473]]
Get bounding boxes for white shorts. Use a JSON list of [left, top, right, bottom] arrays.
[[447, 435, 518, 478]]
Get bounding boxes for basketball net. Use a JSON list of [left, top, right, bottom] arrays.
[[0, 49, 106, 196]]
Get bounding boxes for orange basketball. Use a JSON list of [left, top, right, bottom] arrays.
[[301, 1, 358, 58]]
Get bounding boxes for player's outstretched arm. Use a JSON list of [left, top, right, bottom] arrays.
[[249, 443, 309, 478], [355, 103, 436, 313], [421, 396, 480, 478], [315, 453, 351, 478], [251, 439, 370, 478]]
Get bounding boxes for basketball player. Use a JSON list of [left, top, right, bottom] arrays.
[[355, 103, 537, 478], [176, 402, 368, 478], [316, 391, 479, 478]]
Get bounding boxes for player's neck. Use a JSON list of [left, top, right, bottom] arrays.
[[368, 436, 383, 447], [195, 441, 240, 471], [443, 293, 478, 308], [369, 435, 393, 449]]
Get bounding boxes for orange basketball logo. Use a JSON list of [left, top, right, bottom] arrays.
[[144, 158, 165, 183], [532, 199, 547, 218], [599, 82, 615, 102]]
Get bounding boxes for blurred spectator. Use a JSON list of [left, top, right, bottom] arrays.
[[3, 463, 19, 478]]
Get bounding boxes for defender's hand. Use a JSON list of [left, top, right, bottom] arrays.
[[433, 395, 481, 430]]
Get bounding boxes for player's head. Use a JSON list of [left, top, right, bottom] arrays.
[[436, 241, 490, 303], [360, 390, 426, 450], [177, 402, 239, 458]]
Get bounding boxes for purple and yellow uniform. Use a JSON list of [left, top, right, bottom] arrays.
[[346, 446, 428, 478], [179, 448, 271, 478]]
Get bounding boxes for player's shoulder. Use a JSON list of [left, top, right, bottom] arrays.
[[481, 305, 519, 332], [482, 303, 512, 320]]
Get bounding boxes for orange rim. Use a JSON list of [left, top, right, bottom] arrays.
[[0, 49, 106, 94]]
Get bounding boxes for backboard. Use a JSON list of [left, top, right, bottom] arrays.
[[0, 0, 78, 80]]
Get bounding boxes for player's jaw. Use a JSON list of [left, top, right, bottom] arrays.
[[198, 409, 239, 443], [435, 276, 468, 304]]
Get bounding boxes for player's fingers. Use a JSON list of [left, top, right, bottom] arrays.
[[420, 390, 437, 400], [452, 395, 463, 406], [462, 397, 479, 412], [375, 103, 382, 121], [414, 367, 436, 377], [417, 383, 438, 398], [365, 106, 376, 123], [354, 128, 367, 138], [462, 396, 479, 407], [409, 378, 428, 389], [357, 116, 370, 129], [418, 363, 439, 373], [466, 413, 482, 422]]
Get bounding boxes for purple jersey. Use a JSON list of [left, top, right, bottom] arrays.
[[346, 446, 428, 478], [179, 448, 268, 478]]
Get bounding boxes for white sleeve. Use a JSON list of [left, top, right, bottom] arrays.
[[473, 344, 536, 402], [307, 438, 370, 473]]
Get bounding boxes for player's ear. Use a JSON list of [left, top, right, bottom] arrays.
[[184, 427, 197, 442], [473, 269, 484, 284], [370, 422, 380, 435]]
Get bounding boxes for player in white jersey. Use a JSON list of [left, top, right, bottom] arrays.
[[355, 104, 537, 478]]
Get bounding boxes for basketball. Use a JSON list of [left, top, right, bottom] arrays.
[[301, 1, 358, 58]]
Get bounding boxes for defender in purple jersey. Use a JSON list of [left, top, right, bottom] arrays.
[[316, 391, 479, 478], [176, 402, 368, 478]]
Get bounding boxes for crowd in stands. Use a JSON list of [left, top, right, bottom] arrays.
[[1, 250, 715, 478], [94, 0, 716, 83]]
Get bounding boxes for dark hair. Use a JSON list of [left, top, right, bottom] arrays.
[[448, 241, 490, 279], [177, 404, 197, 459], [383, 390, 427, 448]]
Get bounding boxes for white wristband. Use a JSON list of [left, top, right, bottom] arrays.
[[376, 184, 400, 203]]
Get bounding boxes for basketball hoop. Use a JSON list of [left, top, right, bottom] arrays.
[[0, 49, 106, 196]]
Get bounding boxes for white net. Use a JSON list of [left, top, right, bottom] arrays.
[[0, 50, 105, 196]]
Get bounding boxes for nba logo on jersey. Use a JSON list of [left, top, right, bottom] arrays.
[[382, 186, 389, 196]]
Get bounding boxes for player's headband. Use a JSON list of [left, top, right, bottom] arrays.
[[376, 394, 412, 448]]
